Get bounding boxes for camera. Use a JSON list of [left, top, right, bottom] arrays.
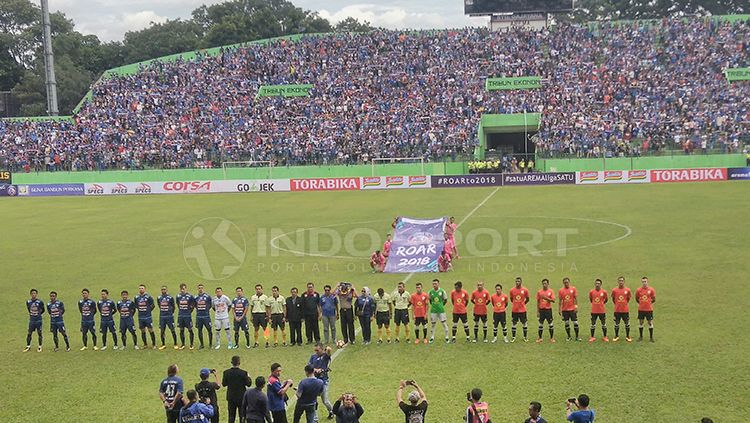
[[568, 398, 577, 404], [467, 392, 472, 401], [210, 369, 216, 374], [406, 380, 416, 386]]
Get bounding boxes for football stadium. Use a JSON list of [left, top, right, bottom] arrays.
[[1, 0, 749, 422]]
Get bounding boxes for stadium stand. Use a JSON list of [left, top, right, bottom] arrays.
[[1, 18, 748, 171]]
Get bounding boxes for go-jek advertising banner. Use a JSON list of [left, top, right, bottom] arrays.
[[576, 170, 651, 184], [384, 217, 447, 274]]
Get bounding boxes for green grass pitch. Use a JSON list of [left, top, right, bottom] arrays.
[[2, 182, 749, 422]]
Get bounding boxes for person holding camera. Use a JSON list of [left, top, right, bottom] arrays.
[[268, 363, 294, 423], [397, 380, 428, 423], [566, 394, 594, 423], [332, 393, 364, 423], [294, 365, 324, 423], [334, 282, 356, 345], [180, 389, 215, 423], [524, 401, 547, 423], [465, 388, 491, 423], [195, 368, 222, 423], [242, 376, 272, 423]]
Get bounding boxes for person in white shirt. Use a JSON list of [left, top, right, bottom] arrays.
[[213, 287, 233, 349]]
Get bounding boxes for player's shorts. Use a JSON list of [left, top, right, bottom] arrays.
[[493, 312, 506, 327], [234, 317, 249, 331], [511, 312, 527, 324], [196, 316, 212, 330], [160, 316, 175, 330], [538, 309, 553, 323], [394, 309, 409, 325], [100, 320, 116, 333], [120, 318, 135, 332], [414, 316, 427, 326], [214, 317, 230, 330], [637, 310, 654, 320], [376, 311, 391, 327], [473, 314, 487, 323], [138, 318, 153, 329], [177, 316, 193, 329], [28, 319, 42, 332], [614, 312, 630, 324], [81, 321, 96, 332], [251, 313, 267, 328], [561, 310, 578, 321], [590, 313, 606, 324], [452, 313, 468, 324], [429, 312, 447, 323], [50, 321, 66, 332], [270, 314, 285, 330]]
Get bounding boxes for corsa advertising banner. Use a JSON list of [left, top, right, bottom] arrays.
[[576, 170, 651, 184], [290, 178, 360, 191], [360, 175, 431, 190], [650, 168, 727, 183], [384, 217, 447, 274], [84, 180, 291, 195]]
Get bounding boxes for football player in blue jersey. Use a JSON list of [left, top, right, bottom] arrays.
[[157, 285, 179, 350], [98, 289, 118, 350], [135, 284, 157, 349], [195, 283, 213, 350], [47, 291, 70, 352], [24, 288, 45, 352], [232, 287, 251, 349], [117, 290, 139, 349], [78, 288, 98, 350], [176, 283, 196, 350]]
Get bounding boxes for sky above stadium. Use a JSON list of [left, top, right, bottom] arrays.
[[49, 0, 486, 41]]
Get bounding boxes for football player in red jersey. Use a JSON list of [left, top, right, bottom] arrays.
[[450, 281, 471, 343], [635, 276, 656, 342], [490, 284, 509, 343], [588, 279, 609, 342], [535, 279, 556, 343], [557, 277, 581, 341], [410, 283, 430, 344], [509, 277, 530, 342], [470, 282, 491, 343], [611, 276, 632, 342]]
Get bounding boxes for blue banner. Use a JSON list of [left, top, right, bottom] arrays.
[[384, 217, 447, 273], [17, 184, 85, 196], [0, 183, 18, 196], [727, 167, 750, 180]]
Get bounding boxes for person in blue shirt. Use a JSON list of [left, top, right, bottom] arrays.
[[98, 289, 118, 350], [195, 283, 214, 350], [24, 288, 45, 352], [267, 362, 293, 423], [180, 390, 215, 423], [158, 285, 179, 350], [78, 288, 98, 351], [293, 365, 324, 423], [176, 283, 196, 350], [233, 287, 251, 349], [309, 344, 334, 419], [47, 291, 70, 352], [135, 284, 157, 349], [159, 364, 185, 423], [117, 290, 138, 349], [319, 285, 339, 345], [567, 394, 595, 423], [354, 287, 376, 344]]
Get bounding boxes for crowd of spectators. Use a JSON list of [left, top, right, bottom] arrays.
[[0, 18, 748, 171]]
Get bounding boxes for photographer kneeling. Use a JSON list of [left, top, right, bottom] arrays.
[[566, 394, 594, 423], [465, 388, 491, 423], [332, 392, 364, 423], [179, 389, 215, 423]]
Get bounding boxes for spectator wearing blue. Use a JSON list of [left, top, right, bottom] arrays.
[[293, 365, 324, 423], [179, 389, 215, 423], [309, 343, 334, 419], [566, 394, 594, 423], [268, 362, 294, 423], [354, 287, 376, 344], [320, 285, 339, 344], [159, 364, 184, 423], [242, 376, 272, 423], [525, 401, 547, 423]]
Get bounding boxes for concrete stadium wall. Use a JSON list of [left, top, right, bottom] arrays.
[[12, 162, 467, 184], [536, 154, 746, 172]]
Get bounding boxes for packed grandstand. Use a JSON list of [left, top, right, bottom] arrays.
[[0, 18, 749, 172]]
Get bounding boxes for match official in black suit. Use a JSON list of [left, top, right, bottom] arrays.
[[222, 355, 251, 423]]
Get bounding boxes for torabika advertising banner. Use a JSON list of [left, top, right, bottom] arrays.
[[650, 168, 727, 183]]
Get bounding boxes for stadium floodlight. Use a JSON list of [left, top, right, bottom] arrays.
[[221, 160, 273, 179], [40, 0, 58, 116], [371, 157, 425, 176]]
